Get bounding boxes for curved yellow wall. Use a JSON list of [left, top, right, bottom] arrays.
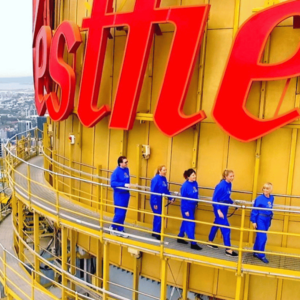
[[46, 0, 300, 299]]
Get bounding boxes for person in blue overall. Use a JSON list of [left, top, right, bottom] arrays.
[[150, 165, 173, 240], [177, 169, 202, 250], [208, 170, 238, 257], [109, 156, 131, 238], [250, 182, 274, 264]]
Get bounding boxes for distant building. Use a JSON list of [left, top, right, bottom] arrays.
[[0, 140, 3, 158], [37, 116, 47, 138], [18, 120, 32, 137], [0, 129, 7, 140]]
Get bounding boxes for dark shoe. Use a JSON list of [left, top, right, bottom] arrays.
[[254, 254, 269, 264], [225, 250, 238, 257], [191, 244, 202, 250], [152, 234, 161, 240], [207, 243, 218, 249], [177, 238, 188, 245], [259, 257, 269, 264]]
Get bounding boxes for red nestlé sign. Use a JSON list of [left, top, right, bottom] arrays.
[[33, 0, 300, 142]]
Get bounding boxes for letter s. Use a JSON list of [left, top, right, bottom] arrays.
[[47, 21, 82, 121]]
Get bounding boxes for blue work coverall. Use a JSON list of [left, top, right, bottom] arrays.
[[250, 194, 274, 258], [178, 181, 199, 245], [208, 180, 233, 247], [110, 166, 130, 231], [150, 174, 171, 234]]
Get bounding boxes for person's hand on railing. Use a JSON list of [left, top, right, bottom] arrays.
[[252, 223, 257, 229], [125, 183, 131, 188], [218, 209, 224, 219]]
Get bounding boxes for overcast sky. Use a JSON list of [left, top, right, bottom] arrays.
[[0, 0, 32, 78]]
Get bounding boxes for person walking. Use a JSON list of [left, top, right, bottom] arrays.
[[150, 165, 173, 240], [208, 169, 238, 257], [109, 156, 131, 237], [177, 169, 202, 250], [250, 182, 274, 264]]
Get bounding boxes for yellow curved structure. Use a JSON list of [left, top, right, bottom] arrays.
[[3, 0, 300, 299], [1, 129, 300, 300]]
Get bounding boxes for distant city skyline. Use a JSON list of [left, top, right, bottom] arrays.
[[0, 1, 32, 78]]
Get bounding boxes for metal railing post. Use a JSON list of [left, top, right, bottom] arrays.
[[31, 270, 35, 300], [55, 173, 59, 222], [160, 194, 167, 259], [235, 206, 246, 300], [35, 128, 39, 156], [3, 250, 6, 288], [100, 184, 104, 243], [27, 164, 31, 208]]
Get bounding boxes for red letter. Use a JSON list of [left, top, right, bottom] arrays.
[[78, 0, 209, 135], [77, 0, 113, 127], [33, 25, 52, 116], [47, 21, 82, 121], [213, 1, 300, 142]]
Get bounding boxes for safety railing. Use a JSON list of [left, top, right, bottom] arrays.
[[5, 130, 300, 258], [0, 240, 134, 300], [3, 128, 300, 299], [43, 146, 300, 200]]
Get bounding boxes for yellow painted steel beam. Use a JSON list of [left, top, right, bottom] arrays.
[[43, 123, 50, 183], [70, 229, 76, 291], [132, 254, 141, 300], [160, 196, 167, 259], [69, 141, 73, 198], [103, 242, 109, 300], [136, 145, 142, 222], [27, 165, 31, 209], [18, 200, 24, 263], [61, 226, 68, 300], [12, 193, 18, 251], [282, 129, 297, 247], [120, 131, 128, 156], [233, 0, 241, 37], [181, 261, 190, 300], [35, 128, 39, 156], [34, 212, 40, 284], [96, 239, 103, 289], [135, 113, 154, 122], [243, 274, 250, 300], [276, 279, 283, 300], [235, 207, 246, 300], [160, 258, 168, 300], [192, 14, 208, 169]]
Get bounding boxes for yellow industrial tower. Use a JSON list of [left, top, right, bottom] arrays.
[[1, 0, 300, 300]]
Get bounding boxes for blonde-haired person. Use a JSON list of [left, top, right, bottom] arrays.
[[208, 170, 238, 257], [150, 165, 173, 240], [250, 183, 274, 264]]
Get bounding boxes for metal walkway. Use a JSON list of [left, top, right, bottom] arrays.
[[0, 214, 53, 300], [13, 156, 300, 277]]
